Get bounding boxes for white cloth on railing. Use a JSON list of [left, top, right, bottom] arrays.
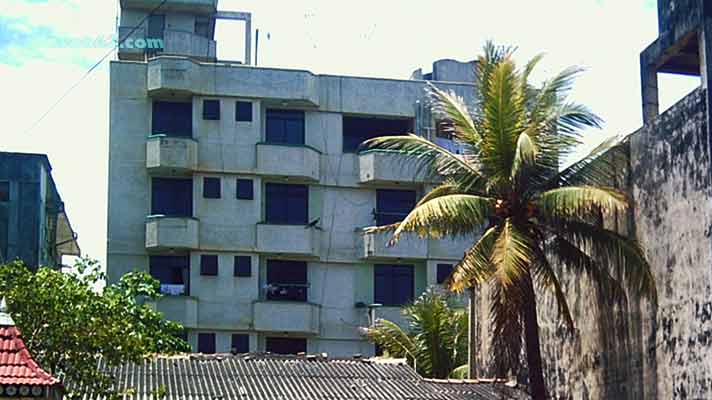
[[160, 284, 186, 296]]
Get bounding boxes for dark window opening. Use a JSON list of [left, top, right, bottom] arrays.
[[236, 179, 254, 200], [266, 109, 305, 145], [203, 177, 221, 199], [198, 333, 216, 354], [265, 183, 308, 225], [200, 255, 218, 276], [342, 116, 412, 153], [374, 264, 414, 306], [147, 14, 165, 54], [435, 120, 453, 139], [234, 256, 251, 277], [375, 344, 384, 356], [375, 189, 416, 225], [203, 100, 221, 120], [0, 182, 8, 202], [195, 19, 210, 38], [149, 255, 190, 295], [231, 334, 249, 353], [436, 263, 454, 284], [266, 260, 307, 302], [152, 101, 192, 137], [151, 178, 193, 217], [236, 101, 253, 122], [265, 337, 307, 355]]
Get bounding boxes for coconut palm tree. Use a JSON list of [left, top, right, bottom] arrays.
[[360, 43, 657, 399], [363, 288, 468, 379]]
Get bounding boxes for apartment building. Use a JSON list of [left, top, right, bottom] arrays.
[[0, 152, 80, 268], [108, 0, 477, 356]]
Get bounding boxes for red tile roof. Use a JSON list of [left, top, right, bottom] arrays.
[[0, 325, 59, 386]]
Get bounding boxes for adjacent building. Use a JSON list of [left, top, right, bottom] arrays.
[[107, 0, 477, 355], [0, 152, 80, 268]]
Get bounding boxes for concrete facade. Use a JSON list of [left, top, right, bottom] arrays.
[[0, 152, 80, 268], [108, 0, 476, 355]]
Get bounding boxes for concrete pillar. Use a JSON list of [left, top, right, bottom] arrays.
[[640, 57, 659, 125], [244, 16, 252, 65]]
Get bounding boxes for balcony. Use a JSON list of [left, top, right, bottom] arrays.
[[358, 151, 429, 185], [256, 143, 320, 182], [162, 30, 216, 60], [117, 27, 146, 61], [146, 57, 319, 106], [146, 135, 197, 175], [148, 295, 198, 329], [253, 301, 320, 335], [357, 229, 427, 260], [145, 216, 199, 250], [256, 224, 320, 257]]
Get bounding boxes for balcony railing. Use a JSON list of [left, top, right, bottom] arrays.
[[358, 151, 429, 185], [145, 216, 199, 250], [263, 283, 309, 302], [252, 301, 320, 335], [357, 229, 427, 260], [146, 135, 198, 175], [256, 143, 321, 182], [256, 224, 320, 257]]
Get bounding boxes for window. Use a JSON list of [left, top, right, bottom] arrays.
[[374, 264, 414, 306], [0, 182, 8, 202], [342, 116, 412, 153], [265, 183, 308, 225], [147, 15, 165, 40], [198, 333, 216, 354], [203, 100, 220, 120], [236, 179, 254, 200], [265, 337, 307, 355], [436, 263, 454, 284], [203, 177, 221, 199], [200, 255, 218, 276], [236, 101, 253, 122], [231, 334, 249, 353], [149, 255, 190, 295], [375, 189, 416, 225], [266, 260, 307, 301], [234, 256, 251, 277], [435, 120, 453, 140], [151, 178, 193, 217], [266, 109, 305, 145], [152, 101, 192, 137]]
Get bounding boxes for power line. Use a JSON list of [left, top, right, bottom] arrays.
[[22, 0, 170, 136]]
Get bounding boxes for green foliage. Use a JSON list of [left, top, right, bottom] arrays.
[[364, 289, 467, 379], [361, 41, 657, 382], [0, 258, 190, 398]]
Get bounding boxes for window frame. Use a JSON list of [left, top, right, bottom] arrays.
[[265, 337, 307, 355], [374, 264, 414, 307], [231, 334, 250, 353], [200, 254, 219, 276], [149, 255, 190, 296], [375, 189, 416, 226], [151, 101, 193, 137], [202, 177, 221, 199], [197, 332, 216, 354], [436, 263, 454, 284], [234, 256, 252, 277], [202, 99, 221, 120], [236, 101, 253, 122], [342, 116, 413, 153], [150, 177, 193, 217], [265, 109, 305, 145], [236, 179, 254, 200], [266, 260, 308, 302], [264, 183, 309, 225]]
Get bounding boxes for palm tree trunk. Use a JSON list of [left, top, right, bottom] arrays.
[[468, 286, 477, 379], [522, 275, 547, 400]]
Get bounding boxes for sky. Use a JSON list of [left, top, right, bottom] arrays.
[[0, 0, 702, 267]]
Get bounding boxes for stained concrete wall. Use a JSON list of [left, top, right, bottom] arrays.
[[470, 87, 712, 399]]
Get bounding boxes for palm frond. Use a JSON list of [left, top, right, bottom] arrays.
[[546, 135, 628, 188], [557, 102, 603, 135], [489, 278, 524, 376], [365, 318, 419, 361], [536, 186, 628, 220], [359, 134, 484, 190], [388, 194, 494, 243], [531, 249, 575, 330], [448, 226, 499, 292], [511, 131, 537, 179], [490, 219, 534, 287], [546, 220, 657, 303], [427, 84, 481, 146]]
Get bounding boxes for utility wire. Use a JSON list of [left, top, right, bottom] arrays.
[[22, 0, 170, 135]]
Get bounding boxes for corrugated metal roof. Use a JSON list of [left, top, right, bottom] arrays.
[[76, 354, 527, 400]]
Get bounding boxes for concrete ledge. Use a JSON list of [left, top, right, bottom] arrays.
[[253, 301, 320, 335], [256, 143, 320, 182], [120, 0, 217, 13], [145, 216, 199, 250], [146, 135, 198, 175], [256, 224, 320, 257], [358, 151, 428, 185], [357, 230, 427, 260], [148, 295, 198, 329], [147, 57, 320, 105]]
